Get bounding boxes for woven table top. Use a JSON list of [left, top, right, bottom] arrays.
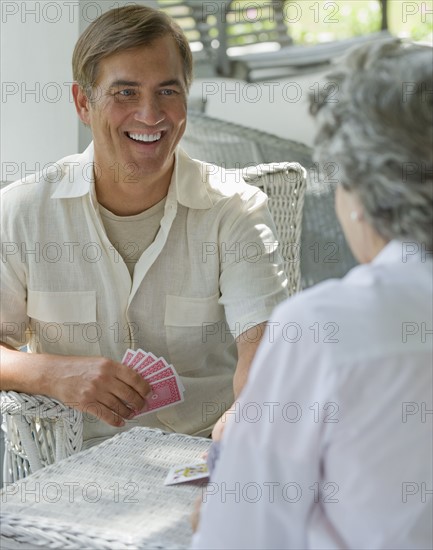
[[1, 427, 212, 549]]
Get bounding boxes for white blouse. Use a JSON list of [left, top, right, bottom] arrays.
[[193, 240, 433, 549]]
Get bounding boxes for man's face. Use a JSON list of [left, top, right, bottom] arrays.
[[83, 35, 187, 186]]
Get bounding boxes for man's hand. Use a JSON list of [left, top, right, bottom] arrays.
[[0, 344, 151, 427], [52, 357, 151, 427], [211, 403, 236, 442]]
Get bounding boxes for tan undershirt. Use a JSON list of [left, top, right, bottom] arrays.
[[99, 198, 166, 277]]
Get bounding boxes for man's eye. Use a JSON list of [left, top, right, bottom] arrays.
[[113, 89, 136, 98], [119, 89, 135, 97], [160, 89, 177, 96]]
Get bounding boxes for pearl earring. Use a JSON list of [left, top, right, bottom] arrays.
[[350, 211, 359, 221]]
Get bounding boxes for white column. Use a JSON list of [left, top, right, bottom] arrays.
[[1, 0, 81, 183]]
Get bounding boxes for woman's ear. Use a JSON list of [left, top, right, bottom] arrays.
[[72, 83, 91, 126]]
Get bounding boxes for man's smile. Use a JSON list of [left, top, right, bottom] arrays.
[[126, 131, 163, 143]]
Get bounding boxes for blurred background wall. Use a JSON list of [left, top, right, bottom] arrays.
[[1, 0, 431, 181]]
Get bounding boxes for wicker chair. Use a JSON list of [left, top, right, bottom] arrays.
[[182, 112, 357, 289], [1, 392, 83, 483], [1, 159, 307, 483]]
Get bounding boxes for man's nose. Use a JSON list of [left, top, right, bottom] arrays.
[[134, 95, 165, 126]]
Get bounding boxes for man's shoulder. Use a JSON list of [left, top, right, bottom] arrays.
[[1, 150, 88, 204], [178, 148, 265, 207], [204, 161, 263, 203]]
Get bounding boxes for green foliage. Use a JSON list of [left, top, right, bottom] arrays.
[[160, 0, 432, 47], [223, 0, 432, 46]]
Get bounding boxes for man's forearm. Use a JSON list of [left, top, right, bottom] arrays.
[[211, 322, 267, 441], [0, 342, 60, 396], [233, 359, 250, 400], [233, 321, 267, 398], [0, 343, 152, 426]]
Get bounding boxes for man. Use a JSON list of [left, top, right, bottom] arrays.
[[0, 6, 288, 447]]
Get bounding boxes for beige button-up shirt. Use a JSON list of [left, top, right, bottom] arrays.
[[1, 144, 288, 443]]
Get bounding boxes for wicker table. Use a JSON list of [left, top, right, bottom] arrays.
[[0, 427, 211, 549]]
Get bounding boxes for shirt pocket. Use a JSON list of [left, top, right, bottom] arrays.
[[164, 293, 226, 374], [27, 290, 100, 356]]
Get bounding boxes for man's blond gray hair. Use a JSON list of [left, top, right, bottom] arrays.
[[73, 5, 193, 95], [310, 38, 432, 249]]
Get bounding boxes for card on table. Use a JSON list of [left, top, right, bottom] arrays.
[[164, 462, 209, 486]]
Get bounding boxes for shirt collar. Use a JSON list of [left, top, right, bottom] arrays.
[[51, 143, 214, 210], [172, 147, 213, 209], [50, 142, 95, 199]]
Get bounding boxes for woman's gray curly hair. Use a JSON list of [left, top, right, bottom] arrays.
[[310, 38, 432, 249]]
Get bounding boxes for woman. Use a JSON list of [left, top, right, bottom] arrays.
[[192, 39, 432, 549]]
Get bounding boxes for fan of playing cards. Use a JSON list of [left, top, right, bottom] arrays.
[[122, 348, 185, 417]]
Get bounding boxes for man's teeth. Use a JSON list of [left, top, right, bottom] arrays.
[[128, 132, 162, 143]]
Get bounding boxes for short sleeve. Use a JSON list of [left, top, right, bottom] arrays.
[[1, 188, 30, 349], [218, 188, 289, 337]]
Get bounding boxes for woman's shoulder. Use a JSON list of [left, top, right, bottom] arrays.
[[270, 256, 431, 360]]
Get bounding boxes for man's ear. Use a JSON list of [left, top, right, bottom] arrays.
[[72, 83, 91, 126]]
